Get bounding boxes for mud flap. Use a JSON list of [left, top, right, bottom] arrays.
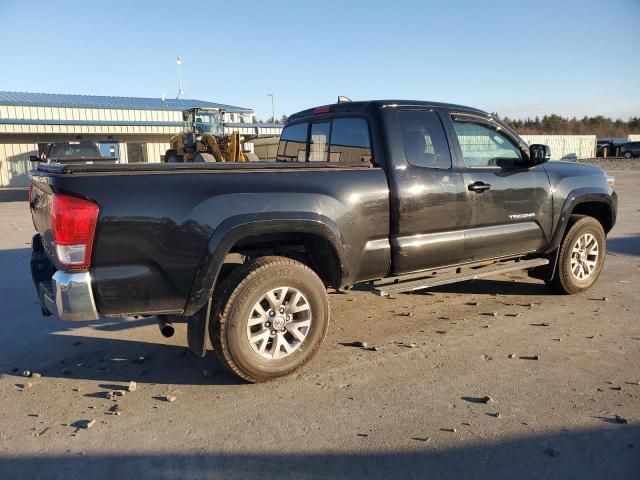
[[187, 297, 212, 357], [528, 249, 559, 281]]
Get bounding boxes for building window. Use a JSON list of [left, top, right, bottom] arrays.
[[97, 142, 119, 160], [126, 142, 148, 163], [37, 143, 48, 159]]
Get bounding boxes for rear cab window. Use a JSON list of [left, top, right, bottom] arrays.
[[277, 117, 373, 165], [277, 122, 308, 161], [309, 122, 330, 161], [329, 118, 372, 164]]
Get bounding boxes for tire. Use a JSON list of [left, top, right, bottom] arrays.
[[546, 216, 606, 294], [623, 151, 632, 159], [165, 150, 183, 163], [193, 152, 216, 163], [210, 256, 329, 382]]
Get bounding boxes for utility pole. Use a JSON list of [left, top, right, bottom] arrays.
[[267, 93, 275, 124], [176, 56, 185, 99]]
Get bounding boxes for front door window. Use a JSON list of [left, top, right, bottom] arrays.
[[452, 121, 521, 167]]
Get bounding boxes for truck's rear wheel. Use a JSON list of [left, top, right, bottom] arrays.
[[210, 256, 329, 382], [546, 216, 606, 294]]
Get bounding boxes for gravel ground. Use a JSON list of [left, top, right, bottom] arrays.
[[578, 157, 640, 171], [0, 171, 638, 480]]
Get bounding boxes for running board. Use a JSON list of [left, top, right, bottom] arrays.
[[372, 258, 549, 296]]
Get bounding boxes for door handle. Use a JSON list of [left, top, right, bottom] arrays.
[[468, 182, 491, 193]]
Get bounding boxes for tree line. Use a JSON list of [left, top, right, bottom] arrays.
[[253, 114, 289, 125], [499, 114, 640, 137]]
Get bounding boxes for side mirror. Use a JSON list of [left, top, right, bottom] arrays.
[[29, 155, 40, 162], [529, 144, 551, 165]]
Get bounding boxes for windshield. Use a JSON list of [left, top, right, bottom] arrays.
[[193, 110, 223, 135], [48, 143, 100, 158]]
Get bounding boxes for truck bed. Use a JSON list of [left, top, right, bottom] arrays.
[[35, 161, 375, 176], [30, 161, 391, 317]]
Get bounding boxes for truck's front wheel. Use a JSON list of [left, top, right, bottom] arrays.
[[211, 256, 329, 382], [546, 216, 606, 294]]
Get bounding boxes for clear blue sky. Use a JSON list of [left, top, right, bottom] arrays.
[[1, 0, 638, 120]]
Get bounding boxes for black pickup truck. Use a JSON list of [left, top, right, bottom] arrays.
[[29, 100, 617, 382], [30, 141, 117, 165]]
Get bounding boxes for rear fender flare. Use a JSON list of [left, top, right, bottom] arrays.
[[183, 213, 348, 317]]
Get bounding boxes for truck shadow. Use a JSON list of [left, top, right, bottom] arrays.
[[4, 333, 242, 386], [426, 278, 553, 296], [0, 237, 629, 388], [353, 278, 553, 297], [0, 425, 638, 480], [608, 234, 640, 257], [0, 187, 28, 202], [0, 246, 238, 386]]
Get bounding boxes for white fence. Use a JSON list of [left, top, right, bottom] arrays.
[[520, 135, 596, 161]]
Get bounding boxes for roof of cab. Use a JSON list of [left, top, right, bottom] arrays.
[[288, 100, 488, 122]]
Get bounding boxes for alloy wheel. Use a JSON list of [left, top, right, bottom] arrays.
[[570, 233, 599, 280], [246, 287, 312, 359]]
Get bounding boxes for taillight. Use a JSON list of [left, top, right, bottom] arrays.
[[313, 106, 331, 114], [50, 194, 99, 269]]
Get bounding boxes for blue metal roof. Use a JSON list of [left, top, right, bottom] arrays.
[[0, 91, 253, 113]]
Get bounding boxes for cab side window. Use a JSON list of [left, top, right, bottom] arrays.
[[398, 110, 452, 169], [277, 122, 308, 161], [452, 121, 521, 167]]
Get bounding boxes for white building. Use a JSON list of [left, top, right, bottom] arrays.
[[0, 91, 282, 187], [520, 135, 596, 161]]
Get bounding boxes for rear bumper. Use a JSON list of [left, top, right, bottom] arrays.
[[31, 233, 99, 321], [40, 271, 99, 321]]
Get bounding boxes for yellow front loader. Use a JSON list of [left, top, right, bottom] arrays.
[[163, 107, 248, 163]]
